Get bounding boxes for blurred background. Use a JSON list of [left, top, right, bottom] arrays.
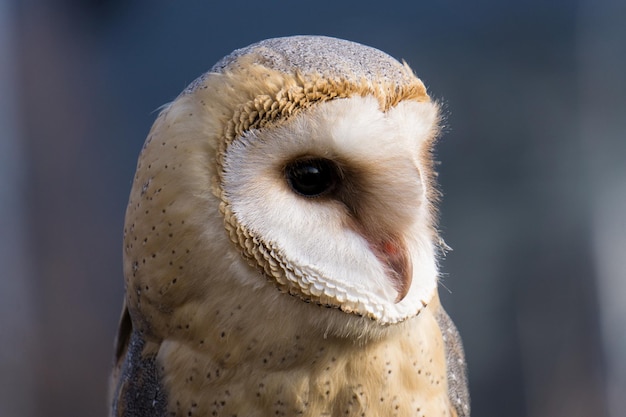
[[1, 0, 624, 416]]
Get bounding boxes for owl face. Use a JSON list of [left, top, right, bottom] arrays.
[[221, 94, 440, 324], [123, 36, 442, 338]]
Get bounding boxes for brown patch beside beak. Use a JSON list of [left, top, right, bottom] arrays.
[[371, 237, 413, 303], [330, 157, 420, 304]]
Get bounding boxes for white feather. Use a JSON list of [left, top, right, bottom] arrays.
[[222, 96, 439, 324]]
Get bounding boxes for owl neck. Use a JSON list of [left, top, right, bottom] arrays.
[[152, 286, 452, 416]]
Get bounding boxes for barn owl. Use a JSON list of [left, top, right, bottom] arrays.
[[110, 35, 469, 417]]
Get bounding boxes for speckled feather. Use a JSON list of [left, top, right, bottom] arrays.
[[210, 36, 418, 86], [110, 35, 469, 417]]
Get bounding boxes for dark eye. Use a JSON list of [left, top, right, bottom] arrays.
[[284, 158, 339, 197]]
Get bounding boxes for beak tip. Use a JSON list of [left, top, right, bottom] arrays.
[[367, 236, 413, 304], [393, 268, 412, 303]]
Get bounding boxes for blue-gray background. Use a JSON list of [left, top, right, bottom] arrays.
[[1, 1, 625, 416]]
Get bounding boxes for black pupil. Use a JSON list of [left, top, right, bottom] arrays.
[[285, 158, 337, 197]]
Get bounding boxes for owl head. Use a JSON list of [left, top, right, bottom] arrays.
[[123, 36, 442, 339]]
